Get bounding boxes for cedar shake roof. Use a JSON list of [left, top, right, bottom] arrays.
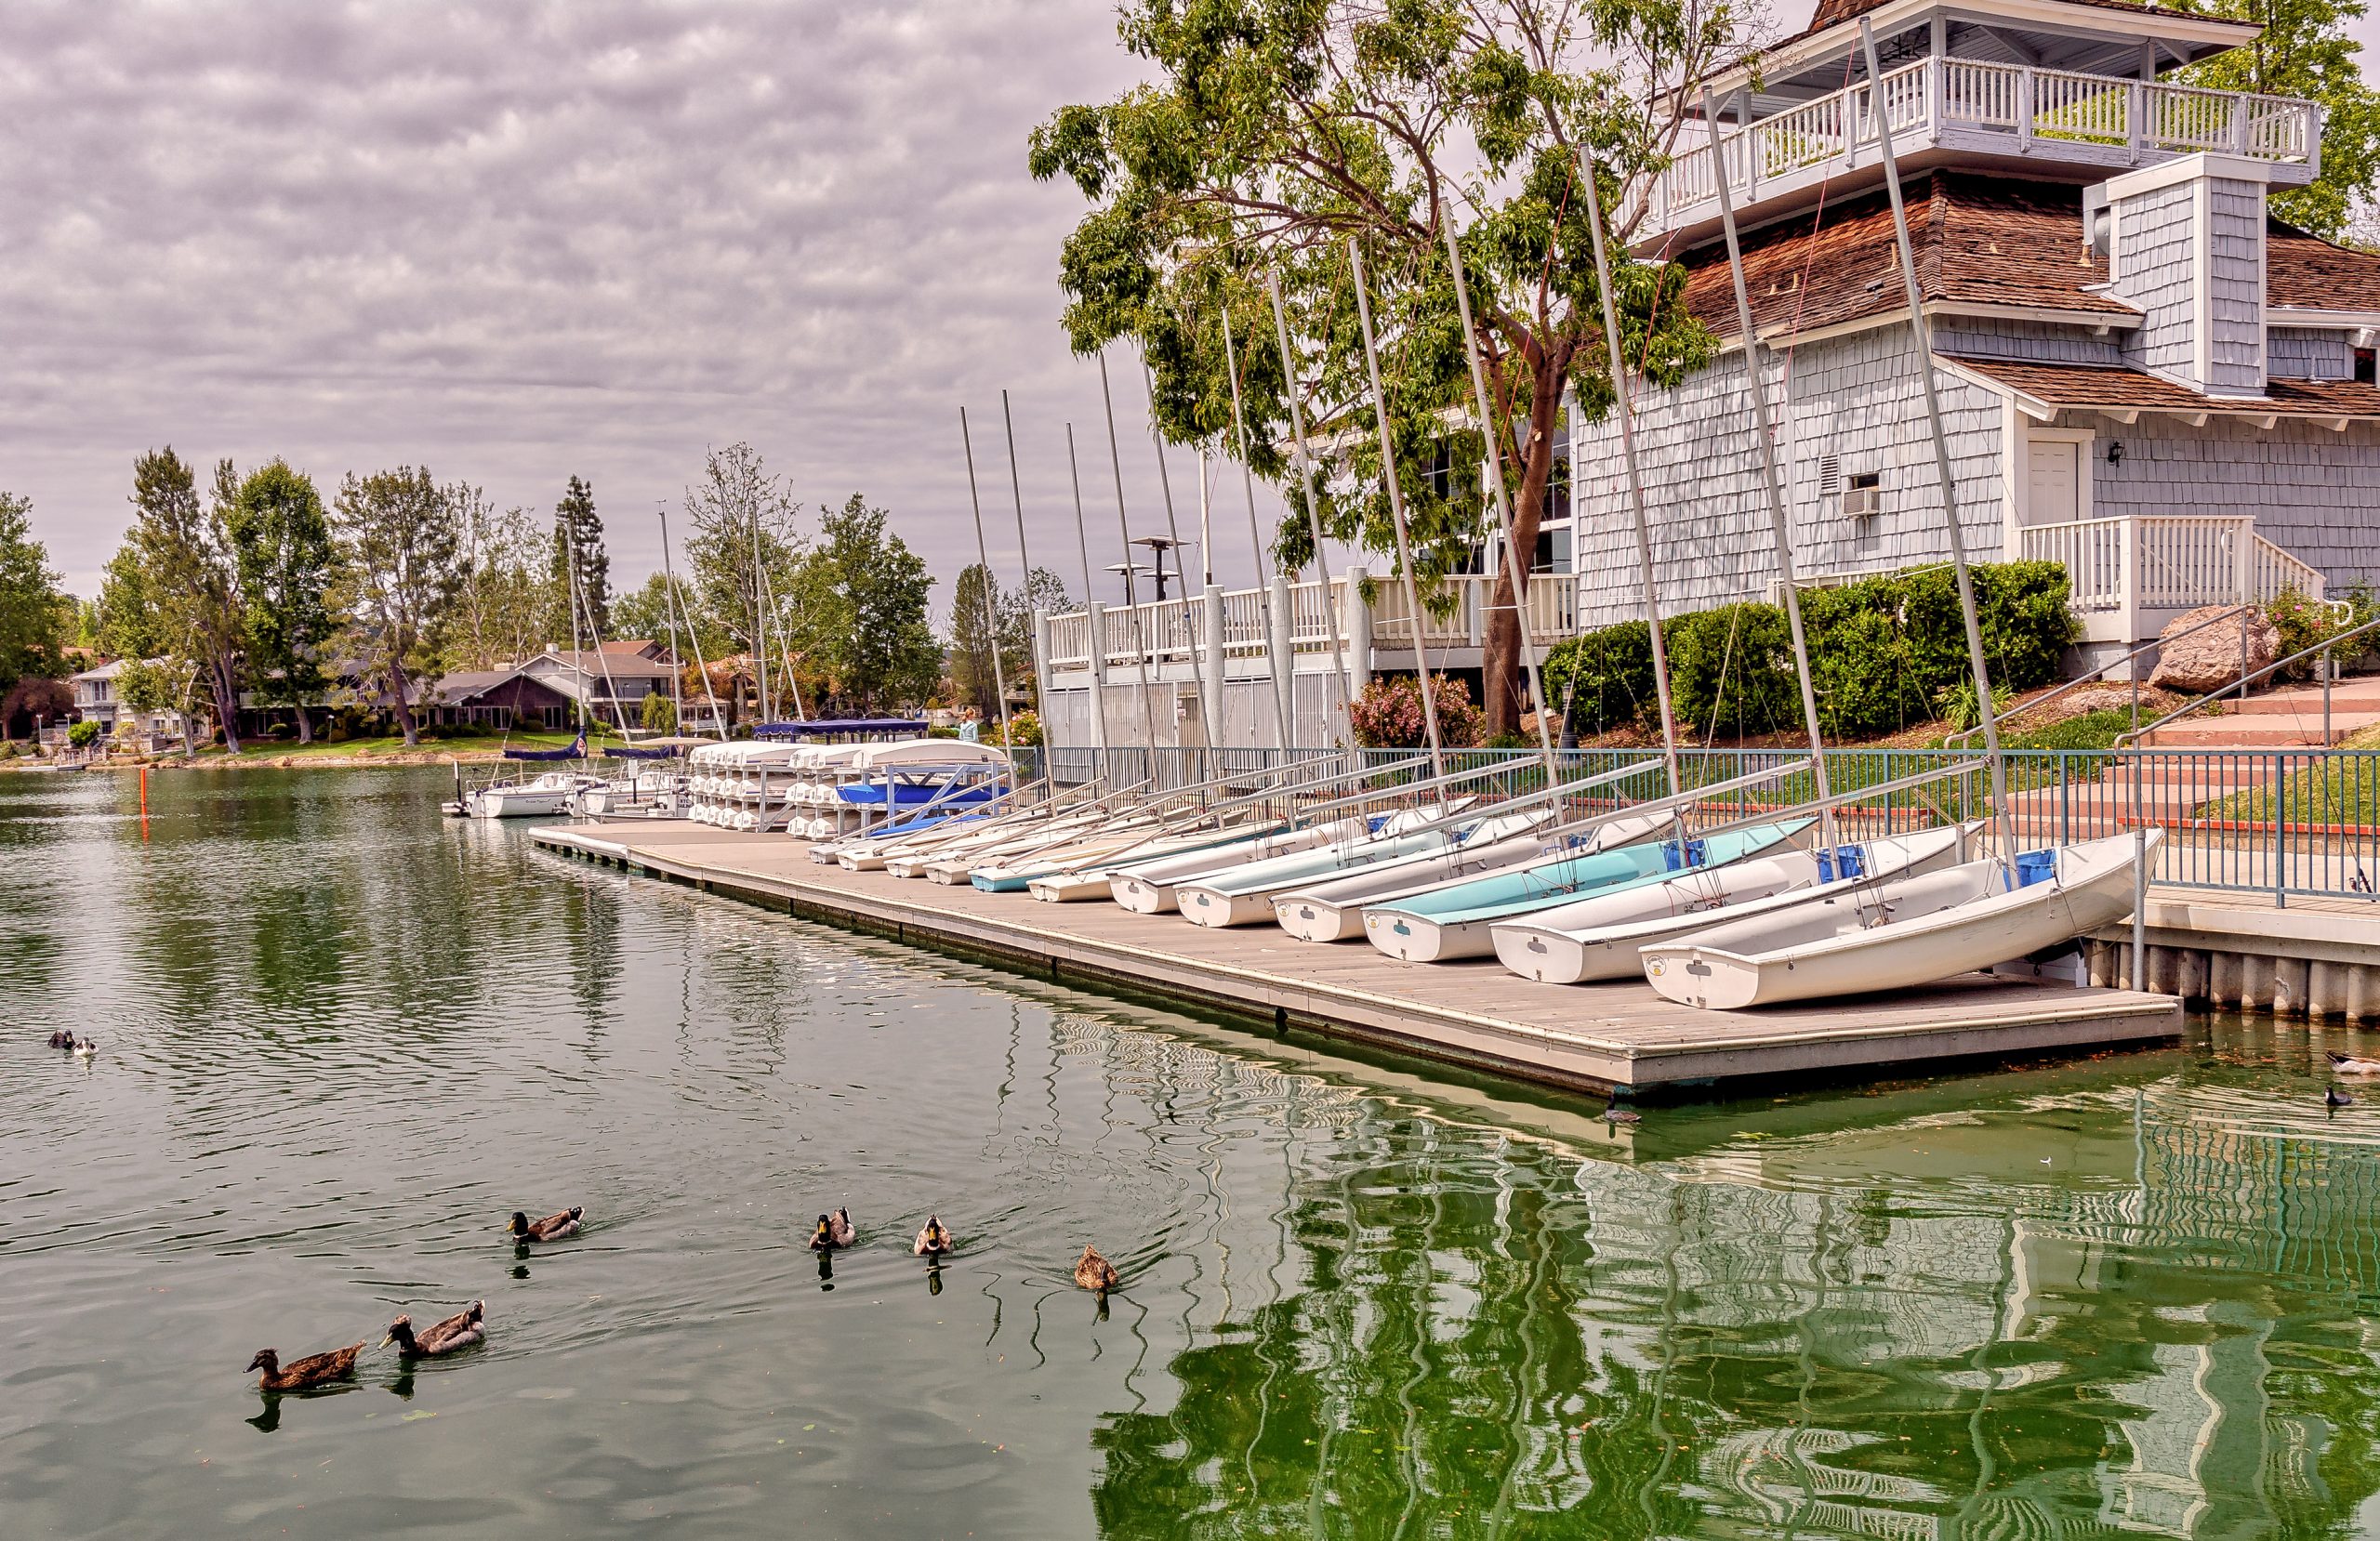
[[1676, 173, 2380, 339], [1676, 173, 2126, 341], [1944, 355, 2380, 416], [2267, 222, 2380, 311]]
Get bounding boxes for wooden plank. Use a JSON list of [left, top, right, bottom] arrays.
[[534, 823, 2184, 1097]]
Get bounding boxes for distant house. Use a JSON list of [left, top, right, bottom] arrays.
[[522, 646, 675, 724], [426, 667, 577, 731], [68, 659, 190, 744]]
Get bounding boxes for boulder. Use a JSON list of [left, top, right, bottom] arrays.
[[2148, 604, 2279, 696]]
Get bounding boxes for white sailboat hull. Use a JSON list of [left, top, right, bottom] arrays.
[[1108, 820, 1358, 915], [1272, 811, 1655, 943], [1174, 827, 1458, 929], [1493, 824, 1975, 983], [1640, 830, 2161, 1008]]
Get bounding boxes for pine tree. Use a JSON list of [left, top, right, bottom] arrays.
[[551, 475, 610, 640]]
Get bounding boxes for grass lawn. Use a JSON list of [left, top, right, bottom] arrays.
[[207, 729, 613, 761], [2197, 722, 2380, 827]]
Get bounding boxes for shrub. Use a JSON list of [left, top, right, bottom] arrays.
[[1541, 560, 2078, 742], [641, 691, 679, 735], [325, 725, 350, 744], [266, 722, 294, 742], [1348, 674, 1486, 749], [989, 709, 1043, 747], [68, 718, 100, 748], [2267, 586, 2339, 681]]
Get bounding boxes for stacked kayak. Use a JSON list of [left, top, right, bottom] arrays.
[[1363, 821, 1814, 962], [1491, 823, 1976, 983], [1640, 829, 2162, 1008], [1271, 810, 1659, 943]]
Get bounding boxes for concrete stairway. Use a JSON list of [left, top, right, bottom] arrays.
[[2141, 678, 2380, 747]]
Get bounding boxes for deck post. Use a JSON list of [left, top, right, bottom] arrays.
[[1083, 601, 1112, 760], [2017, 67, 2035, 150], [1031, 608, 1056, 744], [1343, 563, 1374, 697], [2118, 516, 2140, 651], [1267, 574, 1296, 747], [1199, 583, 1227, 749]]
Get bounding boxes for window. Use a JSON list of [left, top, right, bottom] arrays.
[[2358, 348, 2376, 385]]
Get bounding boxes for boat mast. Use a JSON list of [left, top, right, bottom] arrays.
[[1699, 91, 1841, 854], [1141, 351, 1211, 778], [1098, 350, 1167, 782], [1858, 17, 2015, 859], [748, 482, 770, 727], [959, 405, 1016, 750], [1264, 269, 1357, 740], [1349, 237, 1448, 784], [658, 501, 728, 742], [1064, 422, 1117, 759], [1219, 303, 1293, 750], [1438, 218, 1558, 773], [1580, 166, 1685, 800]]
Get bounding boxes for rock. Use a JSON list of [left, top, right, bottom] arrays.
[[2149, 604, 2279, 696]]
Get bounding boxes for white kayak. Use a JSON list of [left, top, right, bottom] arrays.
[[1492, 823, 1977, 983], [1364, 822, 1813, 963], [1103, 818, 1365, 914], [1640, 829, 2162, 1009], [1270, 810, 1650, 943], [1172, 809, 1480, 929]]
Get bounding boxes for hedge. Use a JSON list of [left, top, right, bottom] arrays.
[[1540, 561, 2079, 741]]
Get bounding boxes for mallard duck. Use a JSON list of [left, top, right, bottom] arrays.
[[810, 1206, 855, 1251], [46, 1031, 71, 1049], [246, 1342, 364, 1392], [913, 1216, 954, 1258], [2329, 1051, 2380, 1075], [2328, 1086, 2356, 1110], [508, 1206, 583, 1242], [1603, 1105, 1641, 1126], [72, 1036, 95, 1060], [1073, 1244, 1119, 1292], [383, 1301, 485, 1359]]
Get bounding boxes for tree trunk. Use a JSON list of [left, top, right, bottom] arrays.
[[1479, 353, 1569, 739], [210, 654, 243, 754], [390, 672, 418, 749], [294, 705, 313, 744]]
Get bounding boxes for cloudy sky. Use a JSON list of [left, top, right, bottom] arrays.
[[6, 2, 2374, 618], [0, 0, 1303, 616]]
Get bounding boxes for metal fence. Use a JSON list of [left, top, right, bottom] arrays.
[[1011, 744, 2380, 904]]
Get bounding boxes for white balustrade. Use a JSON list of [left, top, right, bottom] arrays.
[[2018, 518, 2127, 612]]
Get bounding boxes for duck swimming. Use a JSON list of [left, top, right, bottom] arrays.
[[508, 1206, 583, 1242], [246, 1342, 364, 1392], [46, 1031, 71, 1049], [912, 1216, 954, 1258], [811, 1207, 855, 1251], [72, 1036, 94, 1060], [384, 1301, 485, 1359], [2329, 1051, 2380, 1075], [1073, 1245, 1119, 1292]]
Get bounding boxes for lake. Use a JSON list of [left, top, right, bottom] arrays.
[[5, 766, 2380, 1538]]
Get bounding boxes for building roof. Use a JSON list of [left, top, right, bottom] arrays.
[[531, 649, 676, 678], [1677, 172, 2380, 342], [1790, 0, 2251, 51], [598, 639, 667, 659], [1942, 354, 2380, 417], [430, 667, 574, 704]]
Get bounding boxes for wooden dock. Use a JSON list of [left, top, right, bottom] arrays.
[[532, 821, 2185, 1098]]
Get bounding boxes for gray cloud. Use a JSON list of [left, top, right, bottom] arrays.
[[0, 0, 1295, 616]]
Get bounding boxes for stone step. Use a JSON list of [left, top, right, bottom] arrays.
[[2223, 689, 2380, 717], [2143, 712, 2380, 747]]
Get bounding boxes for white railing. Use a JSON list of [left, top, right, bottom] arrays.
[[1656, 57, 2320, 228], [2018, 514, 2325, 641], [1369, 573, 1580, 649]]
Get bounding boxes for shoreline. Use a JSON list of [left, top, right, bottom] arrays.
[[5, 744, 563, 772]]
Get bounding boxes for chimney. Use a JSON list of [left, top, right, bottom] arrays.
[[2088, 153, 2270, 398]]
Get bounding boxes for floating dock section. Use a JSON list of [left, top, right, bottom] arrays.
[[534, 822, 2185, 1098]]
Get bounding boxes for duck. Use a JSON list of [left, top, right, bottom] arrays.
[[72, 1036, 95, 1060], [246, 1342, 364, 1392], [2328, 1051, 2380, 1075], [913, 1216, 954, 1258], [46, 1031, 71, 1049], [1073, 1244, 1119, 1292], [1603, 1105, 1641, 1126], [508, 1206, 584, 1242], [2328, 1086, 2356, 1110], [811, 1207, 855, 1251], [383, 1301, 485, 1359]]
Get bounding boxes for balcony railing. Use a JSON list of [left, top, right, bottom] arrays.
[[1368, 574, 1580, 650], [1653, 57, 2320, 230], [2016, 513, 2326, 642]]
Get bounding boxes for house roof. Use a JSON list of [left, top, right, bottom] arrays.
[[1676, 173, 2128, 341], [1785, 0, 2254, 56], [532, 649, 675, 678], [598, 639, 666, 658], [1677, 173, 2380, 342], [1942, 354, 2380, 417]]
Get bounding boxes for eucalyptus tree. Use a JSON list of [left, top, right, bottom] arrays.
[[681, 442, 804, 712], [119, 450, 247, 750], [1029, 0, 1730, 734], [330, 467, 463, 749], [0, 492, 70, 700], [225, 460, 334, 743], [451, 492, 557, 671]]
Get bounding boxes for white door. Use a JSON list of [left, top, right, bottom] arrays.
[[2025, 440, 2081, 526]]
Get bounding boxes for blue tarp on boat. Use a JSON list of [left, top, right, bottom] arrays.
[[835, 783, 1002, 808], [504, 734, 586, 761], [602, 746, 676, 759]]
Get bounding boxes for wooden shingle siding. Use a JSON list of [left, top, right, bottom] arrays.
[[1567, 326, 2008, 629], [2090, 416, 2380, 585], [1932, 319, 2123, 366], [2115, 181, 2199, 382], [2268, 328, 2356, 380], [2206, 179, 2268, 392]]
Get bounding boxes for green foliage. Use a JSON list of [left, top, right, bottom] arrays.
[[552, 474, 610, 639], [2, 677, 74, 738], [682, 442, 804, 686], [67, 718, 99, 749], [114, 658, 180, 716], [2177, 0, 2380, 239], [1540, 562, 2080, 741], [947, 563, 1071, 714], [452, 493, 560, 671], [640, 689, 677, 735], [799, 493, 942, 712], [0, 491, 71, 696], [1347, 674, 1488, 749], [330, 466, 464, 748], [2003, 706, 2136, 753], [988, 708, 1043, 747], [2266, 585, 2345, 679], [1933, 678, 2016, 734], [122, 450, 250, 751], [225, 460, 334, 736], [1027, 0, 1732, 732]]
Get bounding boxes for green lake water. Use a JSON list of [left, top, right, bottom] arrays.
[[7, 767, 2380, 1538]]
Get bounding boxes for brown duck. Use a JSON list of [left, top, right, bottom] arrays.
[[912, 1216, 954, 1258], [246, 1342, 364, 1392], [508, 1205, 583, 1242], [1073, 1245, 1119, 1292], [383, 1300, 486, 1359], [810, 1207, 855, 1251]]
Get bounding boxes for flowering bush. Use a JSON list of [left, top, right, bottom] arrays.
[[988, 709, 1043, 747], [1347, 674, 1485, 749]]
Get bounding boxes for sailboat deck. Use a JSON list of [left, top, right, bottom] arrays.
[[533, 821, 2183, 1097]]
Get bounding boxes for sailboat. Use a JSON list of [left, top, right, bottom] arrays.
[[1271, 808, 1655, 942]]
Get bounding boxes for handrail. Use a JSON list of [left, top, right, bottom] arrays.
[[2116, 612, 2380, 748], [1945, 602, 2267, 751]]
